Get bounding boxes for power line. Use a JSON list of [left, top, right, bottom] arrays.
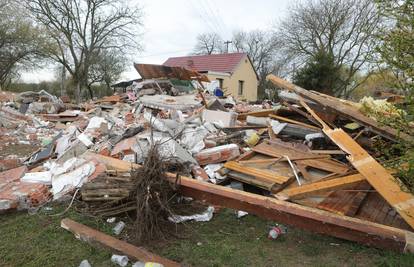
[[189, 0, 221, 36], [210, 0, 231, 38], [201, 0, 226, 38]]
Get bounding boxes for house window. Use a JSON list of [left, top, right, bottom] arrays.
[[216, 78, 224, 89], [238, 80, 244, 95]]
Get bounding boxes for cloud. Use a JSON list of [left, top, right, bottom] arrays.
[[21, 0, 288, 83]]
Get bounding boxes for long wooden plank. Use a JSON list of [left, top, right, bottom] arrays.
[[61, 218, 180, 267], [175, 175, 414, 253], [224, 161, 290, 185], [295, 158, 350, 174], [237, 109, 276, 120], [269, 114, 320, 130], [267, 74, 413, 142], [275, 174, 366, 200], [298, 99, 414, 230]]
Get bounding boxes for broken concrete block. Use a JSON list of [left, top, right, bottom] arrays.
[[195, 144, 240, 165], [202, 110, 237, 127], [21, 171, 52, 185]]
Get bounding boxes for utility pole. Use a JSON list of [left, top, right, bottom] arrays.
[[60, 65, 66, 97], [224, 40, 232, 53]]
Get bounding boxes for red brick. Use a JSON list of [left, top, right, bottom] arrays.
[[0, 159, 20, 172], [191, 165, 209, 181], [195, 144, 240, 165], [0, 166, 27, 186]]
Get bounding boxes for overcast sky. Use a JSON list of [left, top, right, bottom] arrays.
[[21, 0, 289, 83]]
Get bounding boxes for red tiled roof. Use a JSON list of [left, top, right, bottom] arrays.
[[163, 53, 247, 73]]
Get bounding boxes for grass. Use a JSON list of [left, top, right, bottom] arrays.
[[1, 205, 414, 267]]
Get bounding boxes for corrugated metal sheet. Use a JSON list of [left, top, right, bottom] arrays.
[[134, 63, 209, 82]]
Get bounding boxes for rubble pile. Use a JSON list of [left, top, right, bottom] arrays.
[[1, 72, 414, 253]]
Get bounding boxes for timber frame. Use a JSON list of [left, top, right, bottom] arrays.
[[86, 152, 414, 253]]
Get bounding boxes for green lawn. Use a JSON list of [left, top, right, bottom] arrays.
[[1, 205, 413, 267]]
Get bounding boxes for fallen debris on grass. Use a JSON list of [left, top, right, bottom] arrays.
[[1, 71, 414, 256]]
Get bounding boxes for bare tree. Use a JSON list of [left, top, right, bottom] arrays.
[[193, 32, 224, 55], [277, 0, 382, 97], [25, 0, 143, 102], [232, 30, 285, 91], [0, 0, 47, 89]]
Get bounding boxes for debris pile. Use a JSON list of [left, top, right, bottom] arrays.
[[1, 71, 414, 254]]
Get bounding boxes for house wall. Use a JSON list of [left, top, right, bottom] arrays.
[[206, 56, 258, 101]]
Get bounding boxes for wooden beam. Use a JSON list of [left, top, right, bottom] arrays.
[[61, 218, 180, 267], [175, 175, 414, 253], [224, 161, 290, 185], [237, 109, 276, 120], [269, 114, 320, 130], [299, 98, 414, 230], [275, 174, 366, 200], [267, 74, 413, 142]]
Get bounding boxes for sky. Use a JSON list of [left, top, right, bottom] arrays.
[[21, 0, 289, 83]]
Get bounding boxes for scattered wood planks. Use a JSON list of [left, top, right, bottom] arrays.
[[298, 96, 414, 230], [266, 74, 413, 142]]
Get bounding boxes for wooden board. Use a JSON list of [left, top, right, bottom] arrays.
[[61, 218, 180, 266], [237, 109, 276, 120], [275, 174, 366, 200], [267, 74, 412, 142], [224, 161, 291, 185], [317, 181, 371, 216], [295, 158, 350, 174], [269, 114, 320, 130]]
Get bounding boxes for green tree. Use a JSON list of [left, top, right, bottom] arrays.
[[0, 0, 48, 89], [376, 0, 414, 98], [277, 0, 382, 97], [292, 51, 342, 95]]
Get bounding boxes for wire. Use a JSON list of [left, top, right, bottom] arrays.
[[200, 0, 225, 38], [189, 0, 221, 37], [203, 0, 227, 38]]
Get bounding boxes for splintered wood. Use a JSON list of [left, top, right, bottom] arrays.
[[323, 128, 414, 229], [296, 94, 414, 229], [266, 74, 413, 142]]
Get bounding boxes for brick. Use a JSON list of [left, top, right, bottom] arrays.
[[191, 165, 209, 181], [110, 136, 137, 157], [0, 159, 20, 172], [0, 181, 51, 211], [0, 166, 27, 188], [195, 144, 240, 165]]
